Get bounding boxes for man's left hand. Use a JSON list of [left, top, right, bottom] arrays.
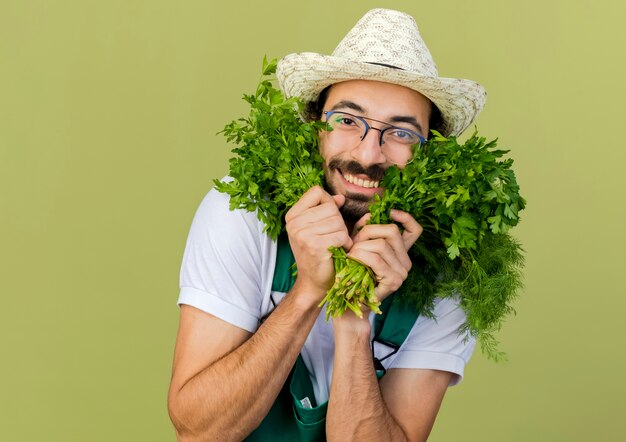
[[348, 209, 423, 303]]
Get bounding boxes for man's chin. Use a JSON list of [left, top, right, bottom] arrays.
[[339, 195, 372, 223], [323, 179, 377, 222]]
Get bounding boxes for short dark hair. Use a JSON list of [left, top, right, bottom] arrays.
[[303, 85, 331, 122], [304, 85, 444, 137]]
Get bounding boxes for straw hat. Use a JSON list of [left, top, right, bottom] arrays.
[[276, 8, 486, 136]]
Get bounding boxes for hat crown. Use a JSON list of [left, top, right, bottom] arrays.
[[331, 9, 438, 77]]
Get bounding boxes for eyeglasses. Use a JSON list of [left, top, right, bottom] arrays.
[[322, 110, 426, 149]]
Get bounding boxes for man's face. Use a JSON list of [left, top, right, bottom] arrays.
[[318, 80, 432, 223]]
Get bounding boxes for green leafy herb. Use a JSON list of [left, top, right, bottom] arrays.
[[214, 56, 325, 239], [323, 131, 526, 360], [215, 58, 526, 360]]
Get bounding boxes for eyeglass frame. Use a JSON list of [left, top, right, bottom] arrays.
[[322, 110, 426, 147]]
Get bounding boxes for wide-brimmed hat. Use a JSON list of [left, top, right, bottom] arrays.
[[276, 8, 487, 136]]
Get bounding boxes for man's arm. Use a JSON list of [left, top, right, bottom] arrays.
[[168, 186, 352, 440], [380, 367, 453, 440], [168, 285, 320, 441], [327, 315, 453, 442], [326, 209, 453, 441]]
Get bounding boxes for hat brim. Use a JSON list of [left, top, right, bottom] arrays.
[[277, 52, 487, 136]]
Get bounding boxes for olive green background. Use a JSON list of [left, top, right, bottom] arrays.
[[1, 0, 624, 440]]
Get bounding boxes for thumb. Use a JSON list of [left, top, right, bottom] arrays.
[[331, 194, 353, 250], [332, 194, 346, 208]]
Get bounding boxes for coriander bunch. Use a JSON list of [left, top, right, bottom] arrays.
[[323, 131, 526, 360], [214, 57, 325, 239], [216, 59, 526, 360]]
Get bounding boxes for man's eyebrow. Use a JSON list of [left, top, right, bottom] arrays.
[[329, 100, 366, 114], [388, 116, 424, 135]]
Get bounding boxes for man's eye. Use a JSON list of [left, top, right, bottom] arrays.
[[336, 116, 357, 126], [390, 129, 413, 139]]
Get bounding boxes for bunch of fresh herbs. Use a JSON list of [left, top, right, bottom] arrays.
[[214, 58, 325, 240], [323, 130, 526, 359], [215, 59, 526, 360]]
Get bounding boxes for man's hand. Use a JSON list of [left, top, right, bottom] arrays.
[[348, 209, 423, 302], [285, 186, 353, 304]]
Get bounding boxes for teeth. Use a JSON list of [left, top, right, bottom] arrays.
[[342, 172, 379, 188]]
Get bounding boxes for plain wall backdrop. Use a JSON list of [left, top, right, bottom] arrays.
[[1, 0, 625, 440]]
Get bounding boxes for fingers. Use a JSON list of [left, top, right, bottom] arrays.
[[332, 194, 346, 208], [352, 210, 422, 251], [351, 229, 411, 271], [285, 187, 353, 296], [389, 209, 423, 250], [347, 210, 422, 300], [348, 228, 410, 300], [286, 186, 352, 250], [286, 186, 335, 222], [351, 212, 371, 235], [352, 218, 412, 267], [351, 245, 408, 294]]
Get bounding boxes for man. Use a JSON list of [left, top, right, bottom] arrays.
[[168, 8, 486, 441]]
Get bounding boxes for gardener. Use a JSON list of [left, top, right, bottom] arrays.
[[168, 8, 487, 441]]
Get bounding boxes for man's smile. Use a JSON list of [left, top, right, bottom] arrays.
[[341, 171, 380, 189], [334, 168, 384, 200], [326, 158, 386, 201]]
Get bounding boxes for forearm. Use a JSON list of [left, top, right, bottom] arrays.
[[170, 283, 321, 441], [326, 318, 408, 442]]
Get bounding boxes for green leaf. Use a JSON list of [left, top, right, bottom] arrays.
[[488, 215, 502, 233], [262, 56, 277, 75]]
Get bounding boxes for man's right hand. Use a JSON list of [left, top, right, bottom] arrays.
[[285, 186, 353, 304]]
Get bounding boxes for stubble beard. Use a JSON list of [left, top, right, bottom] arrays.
[[331, 184, 371, 223]]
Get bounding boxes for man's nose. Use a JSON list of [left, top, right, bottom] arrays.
[[351, 127, 386, 166]]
